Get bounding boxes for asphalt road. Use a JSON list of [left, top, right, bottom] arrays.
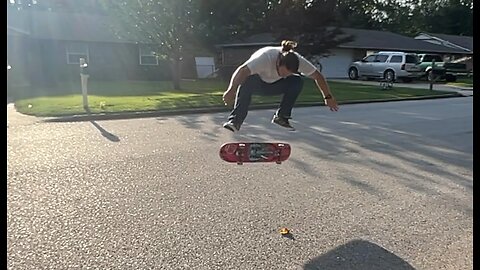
[[7, 97, 473, 270]]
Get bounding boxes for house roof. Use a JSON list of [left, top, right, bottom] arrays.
[[7, 26, 30, 36], [415, 32, 473, 53], [217, 27, 469, 54], [7, 9, 138, 43]]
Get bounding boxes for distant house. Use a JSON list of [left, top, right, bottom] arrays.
[[415, 33, 473, 71], [216, 28, 469, 79], [7, 8, 208, 88]]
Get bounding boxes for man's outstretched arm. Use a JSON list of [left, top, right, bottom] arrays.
[[309, 70, 339, 111], [223, 65, 251, 106]]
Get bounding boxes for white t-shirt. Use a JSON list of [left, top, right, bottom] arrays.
[[244, 46, 317, 83]]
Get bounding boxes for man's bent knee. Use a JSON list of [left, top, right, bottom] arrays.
[[239, 75, 262, 91]]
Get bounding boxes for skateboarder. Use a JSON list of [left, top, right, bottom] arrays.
[[222, 40, 338, 132]]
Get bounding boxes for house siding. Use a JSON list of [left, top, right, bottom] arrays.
[[8, 38, 177, 86], [218, 46, 369, 79], [7, 35, 30, 89]]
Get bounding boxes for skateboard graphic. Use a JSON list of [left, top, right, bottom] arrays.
[[219, 142, 291, 165]]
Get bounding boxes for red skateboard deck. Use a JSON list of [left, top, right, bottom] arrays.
[[219, 142, 291, 165]]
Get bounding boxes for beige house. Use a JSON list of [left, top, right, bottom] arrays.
[[217, 28, 469, 79]]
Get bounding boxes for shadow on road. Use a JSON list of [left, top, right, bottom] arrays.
[[90, 121, 120, 142], [172, 102, 472, 216], [303, 239, 416, 270]]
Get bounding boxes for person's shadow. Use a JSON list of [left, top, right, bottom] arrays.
[[90, 121, 120, 142], [303, 239, 416, 270]]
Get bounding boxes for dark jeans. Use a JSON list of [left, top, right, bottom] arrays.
[[228, 74, 304, 126]]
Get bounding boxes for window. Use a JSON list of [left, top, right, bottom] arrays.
[[375, 55, 389, 62], [66, 43, 89, 64], [423, 55, 443, 62], [405, 55, 419, 63], [390, 55, 403, 63], [139, 45, 159, 65], [363, 55, 376, 62]]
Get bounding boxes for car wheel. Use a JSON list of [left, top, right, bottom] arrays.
[[384, 70, 395, 82], [348, 67, 359, 80]]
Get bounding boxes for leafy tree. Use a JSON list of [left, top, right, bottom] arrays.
[[8, 0, 105, 13], [334, 0, 383, 30], [372, 0, 420, 36], [101, 0, 202, 89], [264, 0, 354, 57], [335, 0, 473, 37], [196, 0, 269, 44], [421, 0, 473, 36]]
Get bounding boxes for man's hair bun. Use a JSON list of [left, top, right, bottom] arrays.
[[281, 40, 298, 52]]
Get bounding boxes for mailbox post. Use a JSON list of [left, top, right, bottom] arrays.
[[429, 59, 437, 91], [80, 58, 89, 110]]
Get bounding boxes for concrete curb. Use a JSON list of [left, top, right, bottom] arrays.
[[42, 93, 462, 123], [445, 84, 474, 91]]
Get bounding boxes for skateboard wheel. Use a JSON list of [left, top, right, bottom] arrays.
[[279, 227, 289, 235]]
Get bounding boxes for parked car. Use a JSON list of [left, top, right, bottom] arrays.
[[348, 51, 422, 82], [415, 53, 469, 82]]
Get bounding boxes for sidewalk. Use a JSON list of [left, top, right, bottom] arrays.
[[330, 79, 473, 97], [7, 83, 468, 124], [9, 95, 462, 124], [7, 102, 44, 128]]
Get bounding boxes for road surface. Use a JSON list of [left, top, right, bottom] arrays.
[[7, 97, 473, 269]]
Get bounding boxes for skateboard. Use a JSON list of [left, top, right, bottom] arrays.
[[219, 142, 291, 165]]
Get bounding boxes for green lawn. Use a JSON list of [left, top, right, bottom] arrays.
[[447, 76, 473, 88], [12, 79, 455, 117]]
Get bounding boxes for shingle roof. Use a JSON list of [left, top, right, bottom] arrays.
[[218, 27, 469, 54], [7, 26, 30, 36], [419, 32, 473, 52]]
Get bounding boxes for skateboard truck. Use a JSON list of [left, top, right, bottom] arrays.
[[275, 143, 285, 164]]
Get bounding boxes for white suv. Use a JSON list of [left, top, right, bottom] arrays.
[[348, 51, 422, 82]]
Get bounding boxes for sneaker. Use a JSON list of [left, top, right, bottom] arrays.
[[223, 120, 240, 132], [272, 115, 295, 131]]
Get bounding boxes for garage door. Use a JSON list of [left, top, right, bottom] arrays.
[[317, 49, 354, 78]]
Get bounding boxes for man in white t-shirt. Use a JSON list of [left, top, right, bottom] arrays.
[[222, 40, 338, 132]]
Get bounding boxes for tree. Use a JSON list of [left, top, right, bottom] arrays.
[[421, 0, 473, 36], [373, 0, 420, 36], [264, 0, 354, 58], [101, 0, 203, 90], [334, 0, 383, 30], [8, 0, 105, 13], [335, 0, 473, 37], [195, 0, 269, 46]]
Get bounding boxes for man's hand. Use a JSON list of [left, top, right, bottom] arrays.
[[324, 96, 339, 111], [309, 71, 339, 112], [223, 89, 236, 107]]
